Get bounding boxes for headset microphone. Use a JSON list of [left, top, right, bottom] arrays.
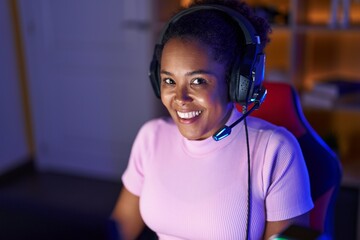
[[213, 87, 267, 141]]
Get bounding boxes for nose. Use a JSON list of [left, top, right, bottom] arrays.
[[175, 84, 192, 104]]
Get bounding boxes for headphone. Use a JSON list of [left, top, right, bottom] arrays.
[[149, 4, 266, 106]]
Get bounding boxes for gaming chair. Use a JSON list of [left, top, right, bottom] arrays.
[[246, 81, 342, 237]]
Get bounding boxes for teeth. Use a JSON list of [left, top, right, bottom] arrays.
[[177, 110, 202, 119]]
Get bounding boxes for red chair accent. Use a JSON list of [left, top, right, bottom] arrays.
[[241, 81, 342, 237]]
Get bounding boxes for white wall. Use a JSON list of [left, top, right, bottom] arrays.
[[0, 0, 30, 174], [16, 0, 157, 181]]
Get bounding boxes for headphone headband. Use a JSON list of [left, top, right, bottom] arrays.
[[157, 5, 259, 45]]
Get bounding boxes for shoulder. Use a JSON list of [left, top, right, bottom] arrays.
[[246, 116, 298, 143], [245, 116, 302, 163], [139, 116, 176, 132], [129, 116, 178, 163], [136, 116, 177, 141]]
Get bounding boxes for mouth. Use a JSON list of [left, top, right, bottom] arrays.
[[176, 110, 202, 119]]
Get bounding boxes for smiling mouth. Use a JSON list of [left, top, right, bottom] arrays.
[[177, 110, 202, 119]]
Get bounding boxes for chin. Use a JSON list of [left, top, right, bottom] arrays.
[[185, 135, 201, 141]]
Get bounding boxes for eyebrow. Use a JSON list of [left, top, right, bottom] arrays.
[[160, 69, 217, 77]]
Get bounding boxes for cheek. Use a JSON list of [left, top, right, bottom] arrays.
[[216, 84, 230, 106], [203, 86, 229, 106], [160, 91, 172, 108], [219, 79, 230, 100], [194, 93, 222, 111]]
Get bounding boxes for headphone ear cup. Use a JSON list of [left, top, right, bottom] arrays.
[[229, 53, 265, 105], [149, 45, 162, 99], [228, 58, 252, 105]]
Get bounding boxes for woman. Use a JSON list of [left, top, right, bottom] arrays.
[[112, 0, 313, 239]]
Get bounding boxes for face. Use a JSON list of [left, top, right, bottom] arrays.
[[160, 38, 233, 140]]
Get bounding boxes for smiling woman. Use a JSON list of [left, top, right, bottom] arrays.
[[160, 38, 231, 140], [111, 1, 314, 240]]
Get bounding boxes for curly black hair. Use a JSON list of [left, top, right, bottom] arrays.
[[188, 0, 271, 48], [157, 0, 271, 69]]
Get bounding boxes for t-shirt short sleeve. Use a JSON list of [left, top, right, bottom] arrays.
[[264, 128, 314, 221], [121, 121, 154, 196]]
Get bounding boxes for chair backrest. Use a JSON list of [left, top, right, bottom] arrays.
[[243, 81, 342, 237]]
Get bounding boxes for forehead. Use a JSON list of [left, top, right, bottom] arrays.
[[160, 38, 227, 81], [161, 38, 216, 67]]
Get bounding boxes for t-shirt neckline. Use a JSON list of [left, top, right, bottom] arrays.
[[181, 108, 244, 157]]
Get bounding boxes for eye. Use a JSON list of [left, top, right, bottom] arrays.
[[191, 78, 206, 85], [163, 78, 175, 85]]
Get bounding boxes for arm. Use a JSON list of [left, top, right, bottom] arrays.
[[263, 211, 310, 240], [111, 187, 145, 240]]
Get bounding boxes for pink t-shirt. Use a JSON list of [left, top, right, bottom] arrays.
[[122, 109, 313, 240]]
